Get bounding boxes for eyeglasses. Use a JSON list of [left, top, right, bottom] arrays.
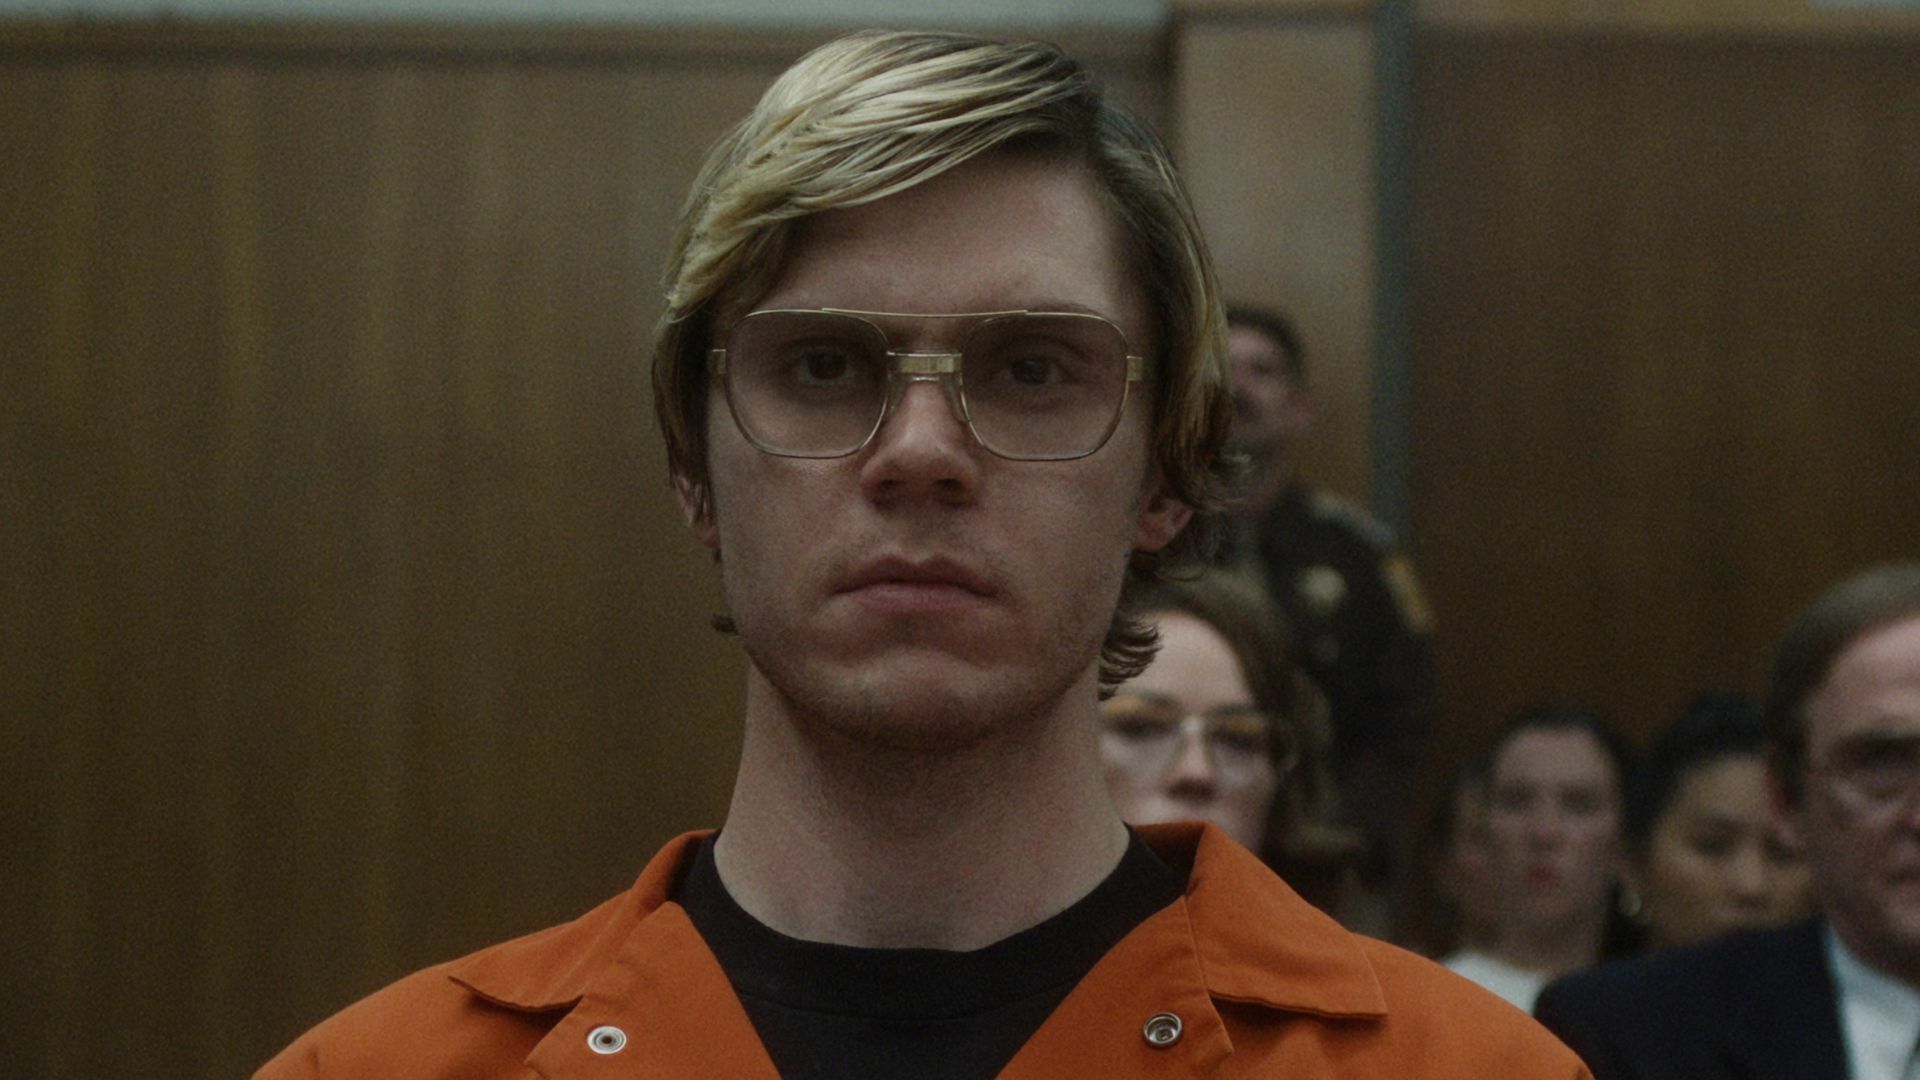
[[710, 308, 1146, 461], [1098, 693, 1290, 785], [1810, 732, 1920, 819]]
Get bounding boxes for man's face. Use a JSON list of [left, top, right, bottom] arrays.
[[1484, 727, 1623, 932], [1792, 613, 1920, 980], [1224, 323, 1309, 459], [686, 151, 1191, 748]]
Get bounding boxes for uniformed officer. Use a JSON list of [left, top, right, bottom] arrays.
[[1217, 303, 1438, 932]]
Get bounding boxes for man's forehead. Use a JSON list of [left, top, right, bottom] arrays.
[[1807, 612, 1920, 744]]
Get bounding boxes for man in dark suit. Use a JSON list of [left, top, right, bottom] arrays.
[[1535, 563, 1920, 1080]]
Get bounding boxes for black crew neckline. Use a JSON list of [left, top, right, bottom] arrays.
[[675, 828, 1187, 1023]]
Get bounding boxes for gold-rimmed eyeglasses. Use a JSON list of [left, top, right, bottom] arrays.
[[1098, 693, 1291, 784], [709, 308, 1146, 461]]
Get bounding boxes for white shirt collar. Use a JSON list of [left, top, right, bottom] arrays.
[[1827, 923, 1920, 1080]]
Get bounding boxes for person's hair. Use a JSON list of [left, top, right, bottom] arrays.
[[650, 30, 1235, 693], [1224, 302, 1306, 386], [1125, 573, 1361, 893], [1624, 691, 1767, 853], [1487, 701, 1633, 798], [1765, 563, 1920, 805]]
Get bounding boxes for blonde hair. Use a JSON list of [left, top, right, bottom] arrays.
[[651, 29, 1235, 690]]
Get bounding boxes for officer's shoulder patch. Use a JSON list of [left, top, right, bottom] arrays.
[[1305, 490, 1395, 550], [1382, 555, 1436, 635]]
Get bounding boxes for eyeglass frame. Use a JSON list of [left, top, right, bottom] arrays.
[[1806, 731, 1920, 819], [708, 307, 1148, 462], [1098, 692, 1295, 783]]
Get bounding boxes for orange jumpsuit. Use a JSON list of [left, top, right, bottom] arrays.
[[257, 823, 1590, 1078]]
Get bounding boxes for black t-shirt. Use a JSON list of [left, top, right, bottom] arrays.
[[674, 830, 1186, 1080]]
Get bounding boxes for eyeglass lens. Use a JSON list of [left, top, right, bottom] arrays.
[[1100, 695, 1276, 780], [1822, 732, 1920, 814], [722, 310, 1133, 460]]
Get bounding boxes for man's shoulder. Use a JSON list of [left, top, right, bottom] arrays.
[[251, 948, 559, 1080], [1539, 919, 1825, 1021], [1152, 825, 1587, 1076], [254, 833, 711, 1079], [1354, 937, 1590, 1073], [1290, 487, 1398, 553], [1533, 920, 1834, 1079]]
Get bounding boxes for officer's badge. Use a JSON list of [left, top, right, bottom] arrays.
[[1297, 565, 1347, 615]]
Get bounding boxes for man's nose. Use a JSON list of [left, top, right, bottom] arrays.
[[858, 378, 979, 501]]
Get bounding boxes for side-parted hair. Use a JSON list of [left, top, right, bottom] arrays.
[[649, 30, 1236, 692], [1765, 563, 1920, 805]]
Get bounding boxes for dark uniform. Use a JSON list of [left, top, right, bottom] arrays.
[[1220, 483, 1437, 919]]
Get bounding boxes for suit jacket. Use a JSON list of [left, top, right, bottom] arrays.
[[1533, 919, 1847, 1080], [258, 823, 1589, 1078]]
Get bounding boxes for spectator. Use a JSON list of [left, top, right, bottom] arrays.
[[1413, 757, 1499, 959], [1444, 704, 1630, 1011], [1619, 691, 1813, 952], [1100, 573, 1363, 916], [1215, 304, 1437, 928]]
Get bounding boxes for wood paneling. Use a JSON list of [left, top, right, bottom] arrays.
[[0, 20, 1167, 1078], [1175, 15, 1378, 502], [1407, 31, 1920, 776]]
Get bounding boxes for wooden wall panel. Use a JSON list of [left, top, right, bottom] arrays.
[[0, 21, 1167, 1078], [1407, 31, 1920, 777], [1175, 14, 1378, 502]]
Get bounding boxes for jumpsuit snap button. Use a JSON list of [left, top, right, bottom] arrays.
[[587, 1024, 628, 1054], [1143, 1011, 1183, 1048]]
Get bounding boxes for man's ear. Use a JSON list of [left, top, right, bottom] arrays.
[[1133, 479, 1193, 554], [674, 474, 720, 551]]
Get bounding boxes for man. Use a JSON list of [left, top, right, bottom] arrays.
[[1535, 563, 1920, 1080], [258, 31, 1585, 1078], [1216, 304, 1437, 927]]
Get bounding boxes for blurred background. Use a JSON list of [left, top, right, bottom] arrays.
[[3, 0, 1916, 1074]]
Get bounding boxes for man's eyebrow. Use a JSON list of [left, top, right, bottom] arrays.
[[1827, 729, 1920, 753]]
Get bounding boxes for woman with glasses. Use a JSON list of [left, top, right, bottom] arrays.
[[1098, 572, 1362, 916]]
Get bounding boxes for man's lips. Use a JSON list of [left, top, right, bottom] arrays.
[[837, 557, 996, 614]]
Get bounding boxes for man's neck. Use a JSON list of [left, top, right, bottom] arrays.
[[711, 668, 1130, 951]]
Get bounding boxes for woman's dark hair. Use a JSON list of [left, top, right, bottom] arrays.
[[1625, 692, 1767, 854], [1487, 702, 1634, 793]]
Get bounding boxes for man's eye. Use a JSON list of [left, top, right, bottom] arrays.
[[1106, 717, 1158, 738], [797, 348, 854, 384], [1004, 354, 1065, 386]]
